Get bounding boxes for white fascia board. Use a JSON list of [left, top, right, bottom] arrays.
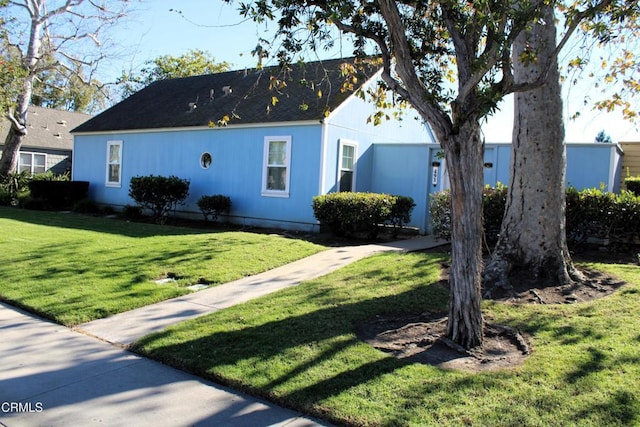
[[71, 120, 321, 136]]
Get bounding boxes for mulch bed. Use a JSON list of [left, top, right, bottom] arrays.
[[355, 244, 638, 372]]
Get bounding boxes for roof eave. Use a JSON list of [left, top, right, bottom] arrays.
[[71, 119, 323, 136]]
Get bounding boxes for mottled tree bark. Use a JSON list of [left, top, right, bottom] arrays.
[[444, 120, 484, 348], [484, 6, 581, 293], [0, 126, 26, 176]]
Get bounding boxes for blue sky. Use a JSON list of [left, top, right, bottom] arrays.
[[106, 0, 639, 143]]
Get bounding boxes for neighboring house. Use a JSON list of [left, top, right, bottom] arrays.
[[72, 57, 435, 232], [0, 106, 92, 175], [620, 141, 640, 188]]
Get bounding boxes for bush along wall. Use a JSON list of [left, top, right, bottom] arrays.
[[565, 187, 640, 246], [626, 176, 640, 195], [312, 192, 415, 239], [129, 175, 190, 223], [27, 180, 89, 210], [197, 194, 231, 222], [430, 185, 640, 248]]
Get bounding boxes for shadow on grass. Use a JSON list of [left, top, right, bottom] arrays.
[[130, 273, 449, 408], [0, 206, 216, 238], [128, 252, 640, 425]]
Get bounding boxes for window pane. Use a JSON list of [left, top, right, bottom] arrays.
[[20, 153, 32, 168], [339, 170, 353, 192], [34, 154, 46, 168], [109, 145, 121, 163], [341, 145, 354, 170], [108, 165, 120, 183], [268, 141, 286, 165], [18, 164, 31, 173], [267, 166, 286, 191]]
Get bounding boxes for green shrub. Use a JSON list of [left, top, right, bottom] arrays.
[[122, 204, 143, 220], [20, 196, 46, 211], [566, 187, 640, 246], [31, 171, 70, 182], [429, 183, 509, 242], [389, 195, 416, 231], [27, 180, 89, 209], [430, 185, 640, 247], [482, 183, 508, 242], [197, 194, 231, 222], [0, 189, 12, 206], [72, 198, 101, 214], [128, 175, 190, 223], [429, 190, 452, 241], [0, 170, 30, 204], [312, 192, 413, 238], [626, 176, 640, 194]]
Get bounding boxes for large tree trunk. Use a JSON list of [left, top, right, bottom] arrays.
[[484, 6, 581, 292], [0, 122, 27, 177], [0, 7, 42, 178], [443, 119, 484, 349]]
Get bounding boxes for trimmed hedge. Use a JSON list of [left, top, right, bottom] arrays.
[[129, 175, 190, 223], [626, 176, 640, 194], [197, 194, 231, 222], [312, 192, 414, 238], [27, 180, 89, 209], [430, 185, 640, 247], [566, 187, 640, 246]]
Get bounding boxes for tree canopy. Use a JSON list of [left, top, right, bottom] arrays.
[[229, 0, 636, 349], [116, 49, 231, 99], [0, 0, 136, 176]]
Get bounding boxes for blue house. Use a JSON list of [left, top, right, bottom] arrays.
[[72, 57, 624, 234], [72, 58, 435, 232]]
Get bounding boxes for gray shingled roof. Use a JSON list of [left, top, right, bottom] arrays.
[[72, 57, 380, 133], [0, 106, 92, 150]]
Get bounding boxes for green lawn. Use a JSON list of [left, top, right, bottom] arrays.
[[133, 252, 640, 427], [0, 207, 324, 325]]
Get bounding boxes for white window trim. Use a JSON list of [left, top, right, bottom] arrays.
[[261, 136, 292, 198], [337, 139, 358, 192], [105, 140, 123, 188], [18, 151, 47, 175]]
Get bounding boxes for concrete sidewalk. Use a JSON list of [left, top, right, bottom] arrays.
[[77, 236, 443, 347], [1, 235, 444, 426], [0, 303, 329, 427]]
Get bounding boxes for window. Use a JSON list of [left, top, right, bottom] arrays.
[[200, 152, 213, 169], [338, 140, 357, 192], [262, 136, 291, 197], [18, 152, 46, 175], [106, 140, 123, 187]]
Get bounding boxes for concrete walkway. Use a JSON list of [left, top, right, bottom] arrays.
[[0, 236, 443, 426], [76, 236, 442, 347]]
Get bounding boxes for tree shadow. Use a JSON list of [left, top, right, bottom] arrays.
[[0, 303, 319, 426], [130, 275, 449, 410], [0, 206, 217, 238]]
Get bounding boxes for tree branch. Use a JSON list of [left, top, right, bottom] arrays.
[[377, 0, 452, 138], [6, 107, 27, 135]]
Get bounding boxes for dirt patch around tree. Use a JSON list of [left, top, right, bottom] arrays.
[[355, 245, 637, 373]]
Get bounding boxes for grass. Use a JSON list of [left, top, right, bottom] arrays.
[[0, 207, 324, 325], [132, 253, 640, 427], [2, 207, 639, 426]]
